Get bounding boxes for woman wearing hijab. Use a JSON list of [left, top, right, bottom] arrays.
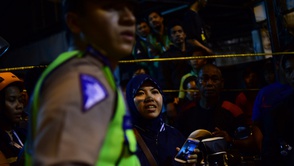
[[126, 74, 198, 166]]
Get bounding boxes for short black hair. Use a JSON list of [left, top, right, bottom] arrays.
[[62, 0, 138, 44], [136, 18, 148, 25], [133, 64, 150, 75], [145, 9, 162, 20], [167, 20, 185, 37], [187, 45, 211, 56], [61, 0, 87, 45], [183, 75, 197, 90], [62, 0, 138, 15]]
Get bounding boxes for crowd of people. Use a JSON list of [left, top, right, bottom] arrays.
[[0, 0, 293, 166]]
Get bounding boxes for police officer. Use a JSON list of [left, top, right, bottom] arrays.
[[25, 0, 140, 165]]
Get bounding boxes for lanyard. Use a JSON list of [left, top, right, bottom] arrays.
[[86, 45, 112, 68], [12, 130, 24, 147], [6, 130, 23, 149], [86, 45, 117, 90]]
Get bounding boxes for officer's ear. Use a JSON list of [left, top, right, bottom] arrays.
[[65, 12, 81, 34]]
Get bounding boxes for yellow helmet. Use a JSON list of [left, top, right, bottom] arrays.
[[0, 72, 23, 91]]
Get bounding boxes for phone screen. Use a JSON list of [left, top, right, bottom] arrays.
[[174, 138, 200, 163]]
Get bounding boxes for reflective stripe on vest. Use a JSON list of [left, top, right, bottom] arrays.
[[25, 50, 80, 166], [96, 62, 139, 165]]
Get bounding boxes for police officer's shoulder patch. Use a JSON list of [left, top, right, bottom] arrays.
[[80, 74, 108, 112]]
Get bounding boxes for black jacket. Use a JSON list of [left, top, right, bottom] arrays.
[[158, 44, 192, 103], [135, 123, 186, 166]]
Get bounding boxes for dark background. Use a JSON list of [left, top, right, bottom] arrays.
[[0, 0, 292, 93], [0, 0, 255, 50]]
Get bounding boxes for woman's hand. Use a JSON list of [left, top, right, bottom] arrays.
[[175, 147, 200, 166]]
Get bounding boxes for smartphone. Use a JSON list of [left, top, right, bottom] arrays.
[[174, 138, 200, 163]]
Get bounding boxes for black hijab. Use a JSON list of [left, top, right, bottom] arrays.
[[126, 74, 164, 133]]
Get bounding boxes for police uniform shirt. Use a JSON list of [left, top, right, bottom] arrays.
[[34, 53, 117, 165]]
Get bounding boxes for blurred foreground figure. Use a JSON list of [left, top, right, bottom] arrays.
[[25, 0, 141, 165], [262, 52, 294, 166]]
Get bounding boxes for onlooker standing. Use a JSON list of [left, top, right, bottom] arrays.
[[157, 21, 193, 125], [261, 52, 294, 166], [176, 75, 200, 113], [176, 64, 260, 164], [147, 11, 171, 55], [158, 21, 192, 88], [252, 55, 293, 153], [176, 64, 245, 139], [25, 0, 140, 165], [132, 18, 152, 60], [178, 46, 209, 100], [235, 67, 260, 125], [183, 0, 212, 54], [146, 11, 172, 81], [0, 72, 26, 166], [262, 58, 277, 85], [131, 18, 158, 80]]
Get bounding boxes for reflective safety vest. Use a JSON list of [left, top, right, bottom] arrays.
[[25, 50, 140, 166]]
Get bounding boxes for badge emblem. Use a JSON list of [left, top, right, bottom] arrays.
[[80, 74, 108, 112]]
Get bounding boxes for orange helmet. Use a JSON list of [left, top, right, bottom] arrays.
[[0, 72, 23, 91]]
